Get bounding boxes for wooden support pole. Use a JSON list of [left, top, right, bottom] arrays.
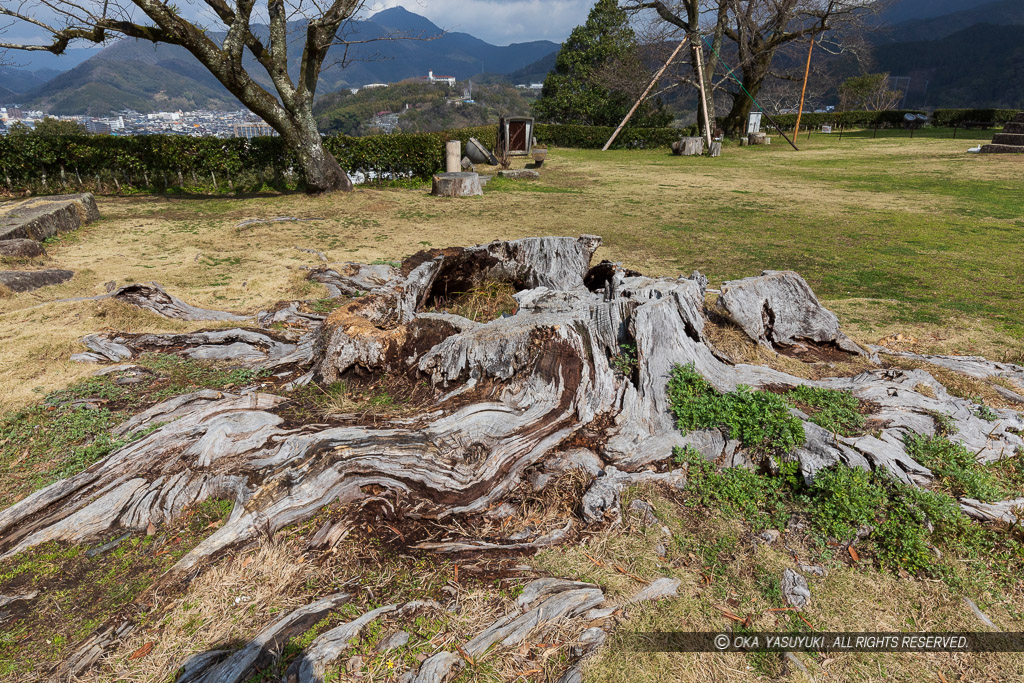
[[793, 38, 814, 141], [602, 37, 688, 151], [693, 41, 713, 150]]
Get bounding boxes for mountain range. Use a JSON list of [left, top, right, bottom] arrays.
[[9, 7, 556, 115], [869, 0, 1023, 108], [2, 1, 1021, 115]]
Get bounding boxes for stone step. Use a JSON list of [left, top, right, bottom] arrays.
[[979, 143, 1024, 154], [0, 193, 99, 242], [1014, 111, 1024, 124], [992, 132, 1024, 146], [0, 268, 74, 293], [1004, 121, 1024, 134]]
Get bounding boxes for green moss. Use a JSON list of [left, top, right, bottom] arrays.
[[801, 465, 885, 541], [610, 343, 637, 376], [0, 499, 234, 675], [667, 363, 805, 457], [0, 354, 270, 506]]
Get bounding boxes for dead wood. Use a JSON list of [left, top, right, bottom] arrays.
[[4, 234, 1023, 679]]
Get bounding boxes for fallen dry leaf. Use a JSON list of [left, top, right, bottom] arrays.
[[849, 546, 860, 562], [128, 642, 155, 660]]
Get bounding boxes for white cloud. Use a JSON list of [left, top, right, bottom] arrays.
[[366, 0, 591, 45]]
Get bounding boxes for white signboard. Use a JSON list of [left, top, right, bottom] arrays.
[[747, 112, 763, 134]]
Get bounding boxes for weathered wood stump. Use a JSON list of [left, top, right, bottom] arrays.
[[8, 233, 1021, 576], [709, 141, 722, 157], [672, 137, 705, 156], [4, 234, 1024, 680], [431, 172, 483, 197]]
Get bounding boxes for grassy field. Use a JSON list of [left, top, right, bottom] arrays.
[[1, 126, 1020, 413], [1, 127, 1022, 681]]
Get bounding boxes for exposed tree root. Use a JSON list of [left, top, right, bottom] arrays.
[[4, 234, 1022, 680]]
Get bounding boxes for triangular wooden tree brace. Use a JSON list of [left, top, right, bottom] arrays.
[[602, 36, 688, 152]]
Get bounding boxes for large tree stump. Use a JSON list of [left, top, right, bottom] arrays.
[[671, 137, 704, 156], [6, 232, 1022, 577], [430, 172, 483, 197], [4, 234, 1024, 679]]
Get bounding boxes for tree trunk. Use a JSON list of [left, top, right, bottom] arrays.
[[431, 172, 483, 197], [722, 55, 772, 136], [283, 114, 352, 194]]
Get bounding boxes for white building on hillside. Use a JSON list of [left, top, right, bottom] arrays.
[[427, 70, 456, 87]]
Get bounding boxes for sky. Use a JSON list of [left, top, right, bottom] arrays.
[[1, 0, 589, 55], [366, 0, 592, 45]]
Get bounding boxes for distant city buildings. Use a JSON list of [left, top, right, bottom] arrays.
[[0, 68, 492, 138], [85, 120, 112, 135], [370, 111, 400, 133], [0, 108, 271, 138], [232, 121, 276, 138]]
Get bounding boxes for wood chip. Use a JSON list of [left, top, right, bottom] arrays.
[[455, 643, 475, 666]]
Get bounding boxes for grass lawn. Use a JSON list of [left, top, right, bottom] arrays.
[[0, 126, 1022, 681]]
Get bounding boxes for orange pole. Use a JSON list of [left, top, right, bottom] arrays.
[[793, 37, 814, 142]]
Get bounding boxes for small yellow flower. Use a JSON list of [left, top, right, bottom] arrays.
[[387, 660, 395, 670]]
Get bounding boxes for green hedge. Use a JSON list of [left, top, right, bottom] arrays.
[[768, 110, 927, 130], [930, 109, 1020, 126], [0, 122, 696, 195]]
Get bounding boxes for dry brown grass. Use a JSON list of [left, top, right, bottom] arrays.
[[101, 541, 315, 682], [702, 312, 876, 381], [428, 280, 519, 323], [538, 487, 1024, 683], [830, 298, 1022, 364], [887, 357, 1021, 411]]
